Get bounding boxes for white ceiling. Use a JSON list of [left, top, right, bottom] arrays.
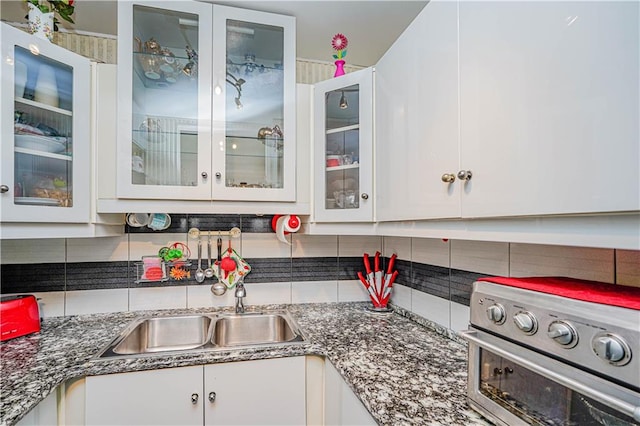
[[0, 0, 428, 66]]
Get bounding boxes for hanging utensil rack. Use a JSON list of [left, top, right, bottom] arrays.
[[188, 227, 241, 239]]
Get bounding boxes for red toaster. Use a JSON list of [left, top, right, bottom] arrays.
[[0, 295, 41, 341]]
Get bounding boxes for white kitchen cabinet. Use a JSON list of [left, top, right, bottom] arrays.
[[16, 388, 58, 426], [324, 361, 376, 426], [116, 1, 296, 202], [375, 1, 459, 222], [116, 0, 213, 201], [86, 365, 203, 425], [211, 5, 296, 202], [375, 0, 639, 221], [0, 22, 91, 223], [458, 1, 639, 217], [85, 357, 305, 426], [204, 357, 305, 425], [313, 68, 374, 222]]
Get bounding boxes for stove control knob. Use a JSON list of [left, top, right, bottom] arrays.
[[486, 304, 506, 324], [592, 333, 631, 366], [513, 312, 537, 335], [548, 321, 578, 348]]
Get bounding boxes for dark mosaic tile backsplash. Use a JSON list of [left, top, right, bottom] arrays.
[[1, 258, 480, 306], [1, 214, 483, 306]]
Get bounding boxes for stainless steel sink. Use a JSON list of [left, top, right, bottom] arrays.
[[109, 315, 214, 355], [96, 311, 305, 359], [212, 312, 304, 347]]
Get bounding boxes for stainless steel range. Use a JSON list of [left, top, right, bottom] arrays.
[[460, 276, 640, 426]]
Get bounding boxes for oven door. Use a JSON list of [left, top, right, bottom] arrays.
[[461, 329, 640, 426]]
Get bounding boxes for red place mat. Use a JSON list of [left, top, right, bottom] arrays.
[[478, 276, 640, 310]]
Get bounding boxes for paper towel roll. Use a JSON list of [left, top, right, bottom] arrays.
[[274, 215, 301, 245]]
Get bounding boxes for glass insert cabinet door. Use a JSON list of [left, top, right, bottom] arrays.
[[117, 1, 213, 199], [0, 23, 90, 223], [314, 68, 373, 222], [212, 5, 296, 201]]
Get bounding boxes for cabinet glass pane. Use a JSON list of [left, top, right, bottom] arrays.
[[131, 5, 199, 187], [325, 84, 360, 210], [13, 46, 73, 208], [225, 19, 284, 189]]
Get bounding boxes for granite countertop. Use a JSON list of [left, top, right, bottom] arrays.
[[0, 302, 490, 426]]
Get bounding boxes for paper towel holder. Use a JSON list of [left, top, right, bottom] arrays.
[[271, 215, 300, 235]]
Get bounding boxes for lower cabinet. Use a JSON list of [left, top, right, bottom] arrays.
[[324, 361, 376, 426], [16, 388, 58, 426], [203, 357, 305, 425], [85, 357, 306, 425]]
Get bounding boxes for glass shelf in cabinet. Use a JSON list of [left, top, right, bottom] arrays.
[[14, 147, 72, 161], [326, 124, 359, 135], [15, 97, 73, 116], [132, 52, 197, 90], [226, 153, 283, 159], [326, 164, 359, 172]]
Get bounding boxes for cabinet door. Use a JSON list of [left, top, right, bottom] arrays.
[[85, 366, 203, 425], [459, 1, 640, 217], [212, 5, 296, 201], [204, 357, 306, 425], [324, 361, 376, 425], [313, 67, 374, 222], [375, 1, 460, 221], [117, 1, 213, 200], [1, 23, 90, 223]]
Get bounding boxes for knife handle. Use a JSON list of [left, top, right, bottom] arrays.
[[363, 253, 372, 274], [386, 253, 397, 275], [374, 251, 380, 273]]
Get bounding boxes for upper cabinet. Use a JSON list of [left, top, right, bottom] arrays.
[[212, 6, 296, 202], [117, 0, 212, 200], [313, 68, 374, 222], [458, 1, 639, 217], [0, 23, 91, 223], [376, 0, 639, 221], [375, 1, 459, 221], [116, 1, 296, 202]]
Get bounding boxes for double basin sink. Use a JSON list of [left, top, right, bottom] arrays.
[[97, 311, 305, 358]]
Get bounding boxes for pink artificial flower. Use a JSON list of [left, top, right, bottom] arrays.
[[331, 33, 348, 51]]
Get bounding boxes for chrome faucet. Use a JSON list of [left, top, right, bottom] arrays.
[[235, 281, 246, 314]]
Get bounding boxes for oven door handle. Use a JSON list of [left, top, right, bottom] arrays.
[[460, 330, 640, 422]]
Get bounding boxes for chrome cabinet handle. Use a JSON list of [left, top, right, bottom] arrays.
[[191, 393, 199, 404], [215, 172, 222, 179], [441, 173, 456, 183], [457, 170, 472, 181], [208, 392, 216, 403], [0, 185, 9, 193], [361, 193, 369, 200], [201, 172, 208, 179]]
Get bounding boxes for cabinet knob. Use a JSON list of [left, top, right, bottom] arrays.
[[0, 185, 8, 193], [457, 170, 473, 181], [191, 393, 199, 404], [201, 172, 208, 179], [361, 193, 369, 200], [208, 392, 216, 403], [441, 173, 456, 183], [215, 172, 222, 179]]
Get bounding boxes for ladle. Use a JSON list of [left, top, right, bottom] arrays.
[[195, 237, 205, 283], [204, 234, 214, 279], [211, 234, 227, 295]]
